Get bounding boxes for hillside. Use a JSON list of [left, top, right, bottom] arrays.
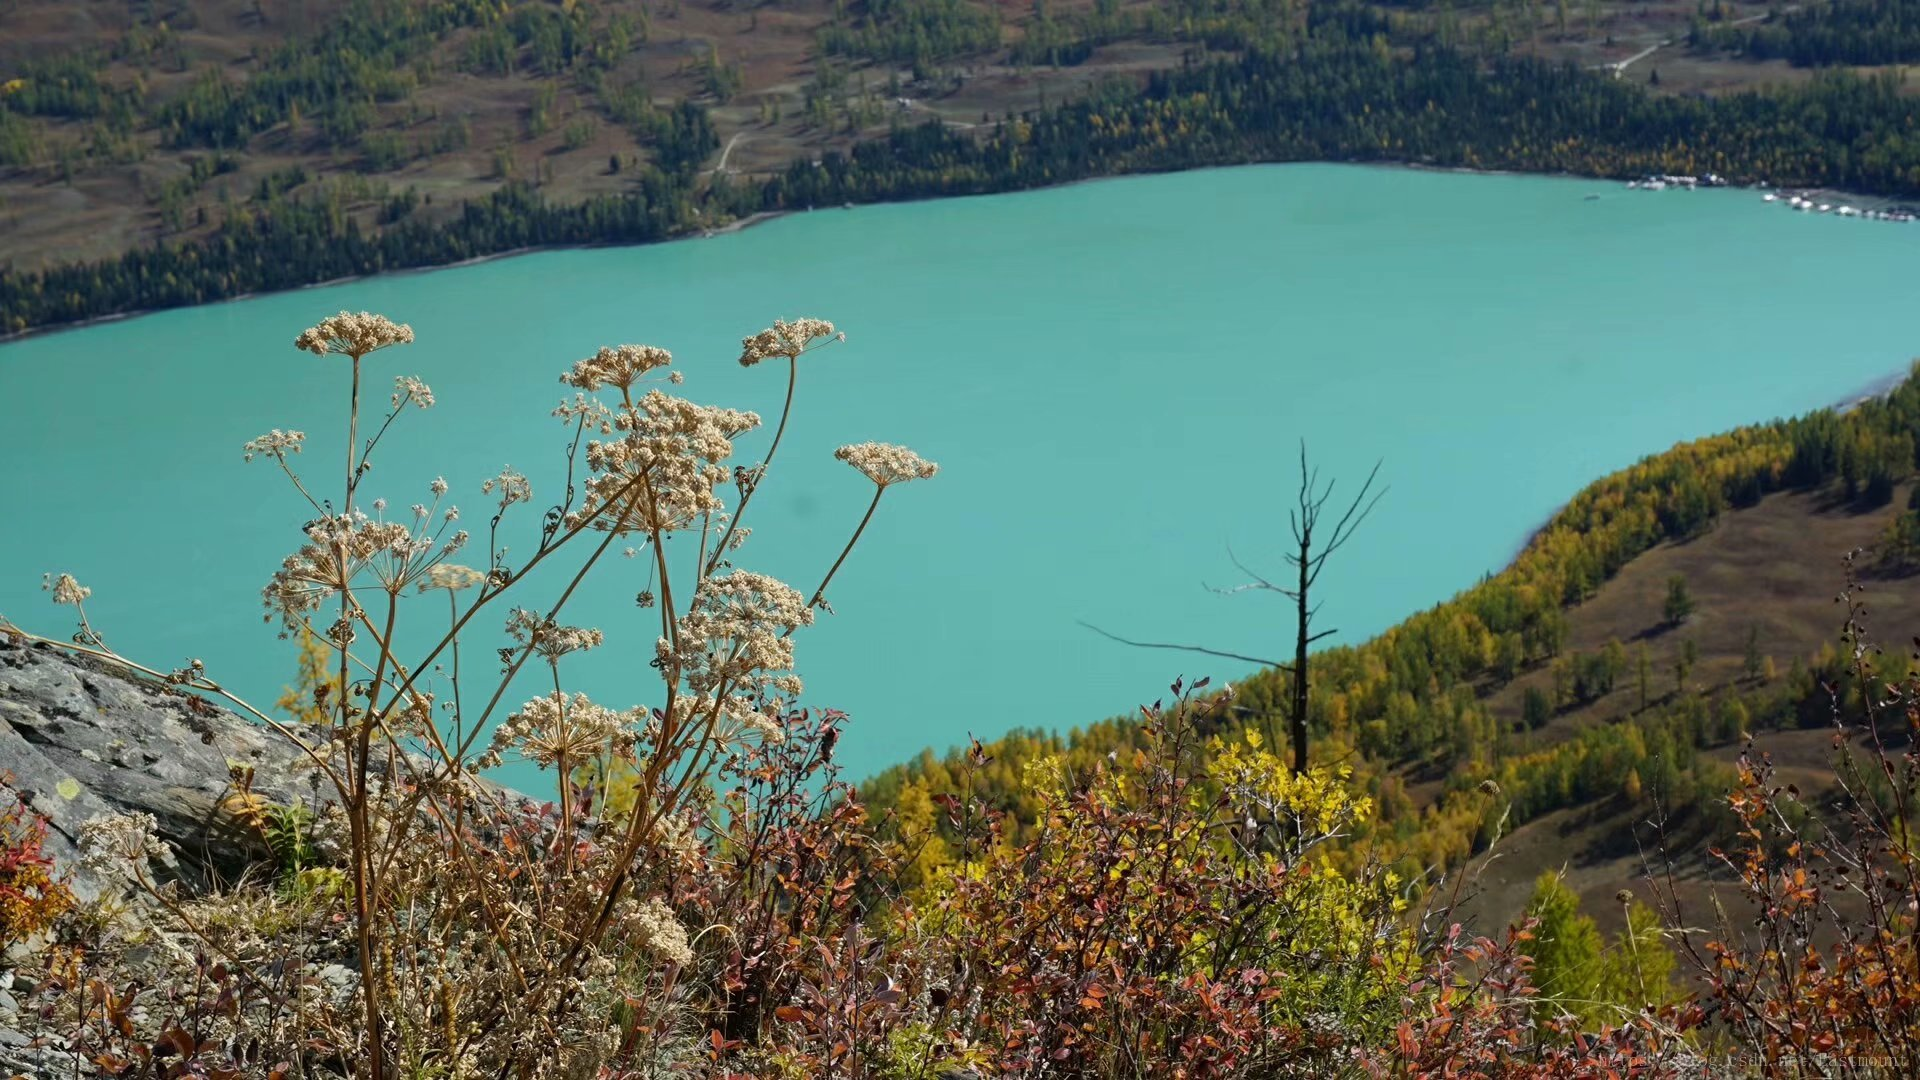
[[1461, 477, 1920, 935], [863, 369, 1920, 946], [9, 1, 1920, 334]]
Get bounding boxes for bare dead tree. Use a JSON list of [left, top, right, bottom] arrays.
[[1082, 443, 1383, 774]]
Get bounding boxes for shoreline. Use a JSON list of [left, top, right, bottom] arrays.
[[1506, 364, 1917, 564], [0, 209, 795, 347], [0, 157, 1903, 347]]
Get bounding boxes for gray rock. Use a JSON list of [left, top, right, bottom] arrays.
[[0, 639, 317, 898], [1, 639, 530, 902]]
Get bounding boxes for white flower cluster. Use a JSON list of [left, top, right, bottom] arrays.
[[417, 563, 485, 593], [242, 429, 306, 464], [294, 311, 414, 359], [571, 390, 760, 535], [834, 441, 939, 487], [481, 691, 642, 770], [482, 467, 533, 511], [629, 895, 693, 967], [392, 375, 435, 409], [78, 812, 167, 872], [560, 344, 674, 392], [42, 572, 91, 606], [661, 570, 810, 710], [737, 318, 838, 366], [261, 510, 468, 632], [504, 608, 604, 661]]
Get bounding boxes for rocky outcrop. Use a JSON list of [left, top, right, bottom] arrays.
[[0, 639, 314, 899]]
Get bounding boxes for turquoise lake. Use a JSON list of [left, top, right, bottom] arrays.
[[3, 163, 1918, 792]]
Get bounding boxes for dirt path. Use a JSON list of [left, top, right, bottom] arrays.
[[1598, 8, 1789, 76]]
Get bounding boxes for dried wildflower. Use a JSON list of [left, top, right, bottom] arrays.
[[242, 429, 306, 463], [659, 571, 810, 714], [1478, 779, 1501, 796], [833, 442, 939, 487], [418, 564, 485, 593], [482, 467, 532, 511], [42, 572, 90, 605], [560, 344, 673, 391], [430, 476, 449, 497], [630, 895, 694, 966], [504, 608, 604, 660], [483, 691, 641, 769], [294, 311, 414, 358], [571, 390, 761, 535], [392, 375, 435, 409], [554, 392, 614, 433], [737, 317, 837, 366], [78, 812, 166, 872], [261, 510, 467, 630]]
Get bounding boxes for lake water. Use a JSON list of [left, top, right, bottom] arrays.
[[3, 163, 1918, 792]]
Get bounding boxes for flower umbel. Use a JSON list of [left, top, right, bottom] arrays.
[[392, 376, 435, 409], [78, 812, 167, 873], [834, 442, 939, 487], [294, 311, 415, 359], [417, 563, 485, 593], [482, 691, 641, 769], [737, 318, 839, 366], [42, 573, 91, 606], [561, 344, 674, 392], [243, 429, 306, 464]]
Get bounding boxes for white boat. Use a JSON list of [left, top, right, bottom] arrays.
[[1763, 193, 1778, 202], [1818, 204, 1832, 213]]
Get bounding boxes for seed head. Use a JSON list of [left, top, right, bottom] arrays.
[[294, 311, 414, 359], [738, 318, 837, 366], [834, 442, 938, 487]]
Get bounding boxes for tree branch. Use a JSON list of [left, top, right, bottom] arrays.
[[1077, 620, 1290, 671]]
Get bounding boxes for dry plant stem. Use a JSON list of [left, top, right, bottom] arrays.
[[802, 484, 885, 625], [707, 354, 795, 575], [333, 351, 392, 1080], [369, 489, 649, 897]]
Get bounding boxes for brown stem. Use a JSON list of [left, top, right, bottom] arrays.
[[707, 354, 795, 575], [800, 484, 885, 627]]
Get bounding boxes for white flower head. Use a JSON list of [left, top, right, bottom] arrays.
[[833, 442, 938, 487], [418, 564, 485, 593], [631, 895, 693, 966], [482, 467, 532, 510], [483, 691, 642, 769], [42, 572, 91, 605], [737, 317, 836, 366], [79, 812, 167, 872], [242, 429, 305, 463], [561, 344, 673, 391], [392, 375, 435, 409], [294, 311, 414, 359]]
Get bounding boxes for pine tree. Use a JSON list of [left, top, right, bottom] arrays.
[[1662, 574, 1694, 627]]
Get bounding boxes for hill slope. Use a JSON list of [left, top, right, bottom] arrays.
[[863, 369, 1920, 939]]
